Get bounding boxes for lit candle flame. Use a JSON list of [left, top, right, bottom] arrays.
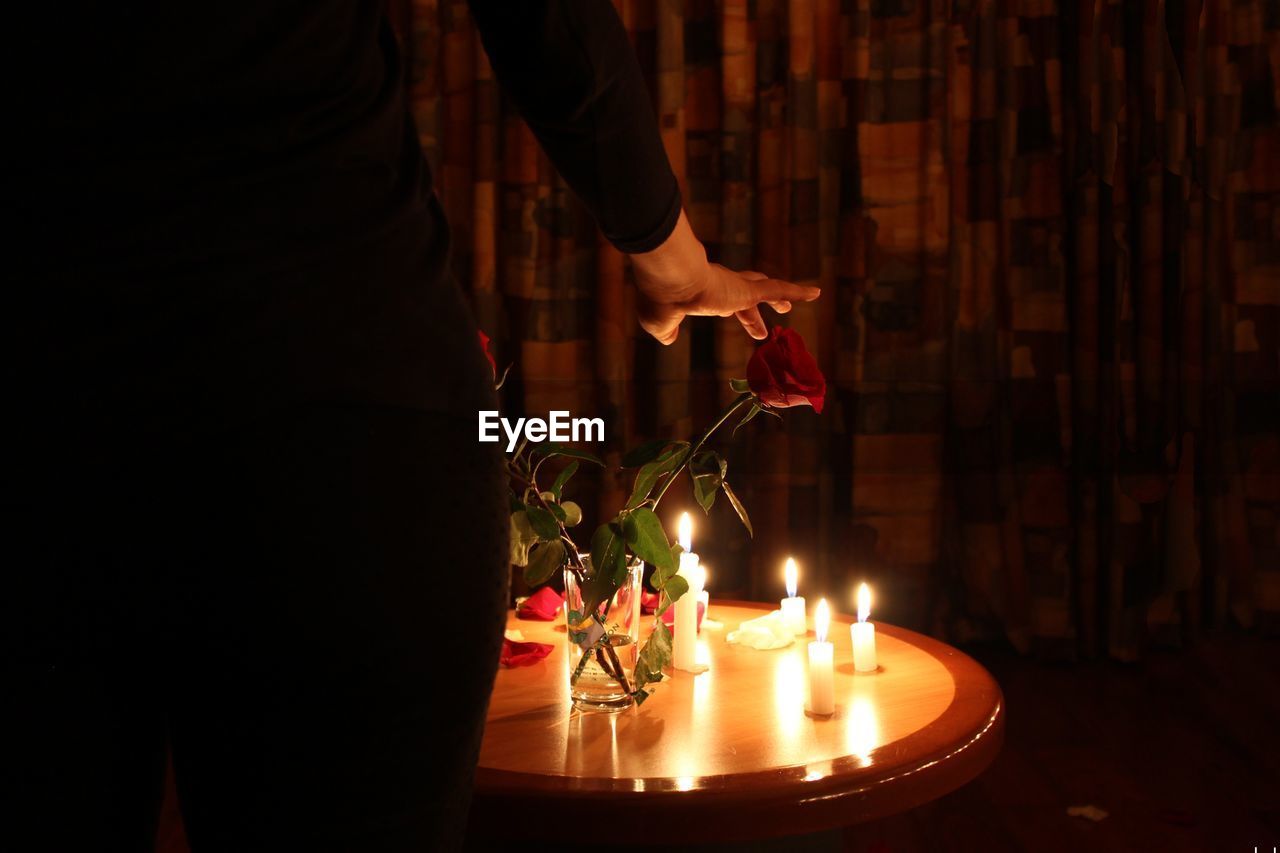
[[678, 512, 693, 553], [857, 582, 872, 623], [785, 557, 798, 598], [815, 598, 830, 644]]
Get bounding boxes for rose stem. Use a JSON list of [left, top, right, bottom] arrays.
[[508, 467, 633, 693], [650, 393, 754, 507]]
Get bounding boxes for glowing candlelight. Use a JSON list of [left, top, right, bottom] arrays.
[[779, 557, 807, 636], [678, 511, 693, 553], [851, 582, 878, 673], [806, 598, 835, 716]]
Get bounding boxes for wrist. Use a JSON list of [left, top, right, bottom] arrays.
[[628, 211, 708, 300]]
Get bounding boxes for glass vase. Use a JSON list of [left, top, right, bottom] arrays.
[[563, 555, 643, 712]]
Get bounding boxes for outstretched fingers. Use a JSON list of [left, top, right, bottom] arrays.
[[734, 306, 768, 339], [751, 277, 821, 305]]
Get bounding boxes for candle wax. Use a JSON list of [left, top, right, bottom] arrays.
[[852, 621, 877, 672], [780, 596, 807, 636], [807, 641, 835, 715], [672, 551, 701, 671]]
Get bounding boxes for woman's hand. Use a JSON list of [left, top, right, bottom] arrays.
[[629, 211, 821, 344]]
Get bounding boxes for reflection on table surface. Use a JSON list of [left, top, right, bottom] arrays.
[[481, 602, 956, 785]]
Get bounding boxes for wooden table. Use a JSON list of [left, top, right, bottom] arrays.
[[471, 601, 1003, 843]]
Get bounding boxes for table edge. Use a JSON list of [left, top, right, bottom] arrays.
[[472, 601, 1005, 840]]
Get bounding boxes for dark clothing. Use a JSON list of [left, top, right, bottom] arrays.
[[468, 1, 682, 253], [15, 1, 678, 850], [20, 0, 679, 420], [22, 407, 509, 852]]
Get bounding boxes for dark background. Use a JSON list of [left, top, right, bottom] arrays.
[[399, 0, 1278, 659], [147, 1, 1278, 849]]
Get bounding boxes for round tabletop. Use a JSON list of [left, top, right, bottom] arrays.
[[471, 601, 1004, 843]]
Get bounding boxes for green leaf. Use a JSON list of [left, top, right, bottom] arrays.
[[652, 543, 683, 587], [509, 511, 539, 566], [721, 480, 753, 537], [525, 505, 560, 540], [584, 523, 626, 614], [657, 575, 688, 616], [508, 492, 525, 513], [533, 443, 604, 466], [561, 501, 582, 528], [690, 451, 727, 513], [621, 439, 673, 468], [540, 493, 568, 523], [523, 539, 566, 586], [550, 460, 579, 500], [633, 620, 673, 693], [589, 523, 625, 579], [621, 508, 675, 572], [733, 402, 764, 436], [625, 445, 686, 509], [625, 465, 662, 509], [729, 378, 751, 393]]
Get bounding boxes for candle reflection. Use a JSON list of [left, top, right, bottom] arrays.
[[803, 759, 833, 782], [693, 638, 713, 705], [609, 713, 619, 774], [773, 652, 805, 743], [846, 695, 881, 765]]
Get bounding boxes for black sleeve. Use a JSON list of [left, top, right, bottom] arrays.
[[467, 0, 682, 254]]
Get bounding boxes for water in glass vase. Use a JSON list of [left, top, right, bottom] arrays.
[[563, 556, 643, 712], [568, 633, 637, 711]]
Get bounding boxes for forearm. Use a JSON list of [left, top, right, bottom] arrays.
[[468, 0, 681, 253]]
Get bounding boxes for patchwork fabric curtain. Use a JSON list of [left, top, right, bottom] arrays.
[[394, 0, 1278, 659]]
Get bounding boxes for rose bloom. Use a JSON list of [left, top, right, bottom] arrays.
[[477, 329, 497, 379], [746, 327, 825, 413]]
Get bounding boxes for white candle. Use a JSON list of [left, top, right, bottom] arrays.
[[697, 565, 710, 630], [807, 598, 835, 716], [851, 582, 878, 673], [779, 557, 807, 636], [672, 513, 702, 671]]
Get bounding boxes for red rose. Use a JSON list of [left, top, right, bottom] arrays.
[[477, 329, 497, 379], [746, 327, 825, 413]]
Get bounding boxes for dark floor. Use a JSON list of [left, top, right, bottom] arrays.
[[156, 633, 1280, 852], [841, 634, 1280, 853]]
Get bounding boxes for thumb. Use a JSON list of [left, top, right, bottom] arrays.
[[637, 301, 682, 346]]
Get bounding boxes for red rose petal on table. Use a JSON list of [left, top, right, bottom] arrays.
[[640, 590, 661, 614], [500, 638, 553, 667], [660, 601, 706, 634], [517, 587, 564, 620]]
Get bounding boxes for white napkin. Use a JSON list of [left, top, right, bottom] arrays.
[[725, 610, 796, 649]]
